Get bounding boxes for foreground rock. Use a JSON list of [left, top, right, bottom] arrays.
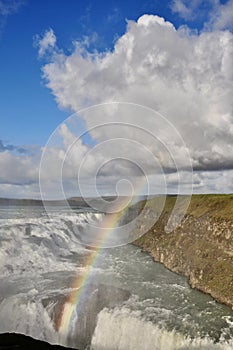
[[42, 283, 131, 350], [134, 194, 233, 309], [0, 333, 74, 349]]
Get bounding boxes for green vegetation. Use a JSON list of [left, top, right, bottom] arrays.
[[142, 194, 233, 220], [186, 194, 233, 219]]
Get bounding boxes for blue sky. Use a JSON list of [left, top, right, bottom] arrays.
[[0, 0, 233, 198], [0, 0, 219, 147]]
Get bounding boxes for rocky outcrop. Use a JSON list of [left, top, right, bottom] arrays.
[[134, 195, 233, 309], [0, 333, 74, 349]]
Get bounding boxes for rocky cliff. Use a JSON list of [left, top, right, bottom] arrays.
[[134, 194, 233, 309]]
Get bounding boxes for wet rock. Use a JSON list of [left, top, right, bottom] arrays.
[[0, 333, 74, 349]]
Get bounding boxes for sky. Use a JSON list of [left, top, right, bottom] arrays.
[[0, 0, 233, 199]]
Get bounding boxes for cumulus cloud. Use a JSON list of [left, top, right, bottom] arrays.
[[40, 15, 233, 177], [2, 11, 233, 198], [35, 28, 57, 58]]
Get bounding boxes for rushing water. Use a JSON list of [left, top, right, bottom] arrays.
[[0, 205, 233, 350]]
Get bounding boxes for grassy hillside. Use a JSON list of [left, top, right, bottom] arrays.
[[143, 194, 233, 219]]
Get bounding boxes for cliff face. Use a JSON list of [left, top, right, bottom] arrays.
[[134, 195, 233, 309]]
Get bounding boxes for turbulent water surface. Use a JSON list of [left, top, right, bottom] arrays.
[[0, 205, 233, 350]]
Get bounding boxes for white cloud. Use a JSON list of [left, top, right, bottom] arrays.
[[40, 14, 233, 177], [170, 0, 233, 31], [36, 28, 57, 58], [170, 0, 202, 20], [2, 12, 233, 198], [0, 151, 39, 185], [207, 0, 233, 31]]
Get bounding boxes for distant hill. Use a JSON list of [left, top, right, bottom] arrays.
[[0, 195, 142, 210]]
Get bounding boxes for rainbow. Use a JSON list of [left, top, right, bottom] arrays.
[[56, 191, 147, 336]]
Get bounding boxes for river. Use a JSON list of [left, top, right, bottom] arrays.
[[0, 206, 232, 349]]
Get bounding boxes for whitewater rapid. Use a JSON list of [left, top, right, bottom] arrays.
[[0, 205, 233, 350]]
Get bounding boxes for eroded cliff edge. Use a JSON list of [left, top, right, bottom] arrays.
[[134, 194, 233, 309]]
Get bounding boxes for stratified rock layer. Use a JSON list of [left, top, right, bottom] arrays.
[[134, 194, 233, 309]]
